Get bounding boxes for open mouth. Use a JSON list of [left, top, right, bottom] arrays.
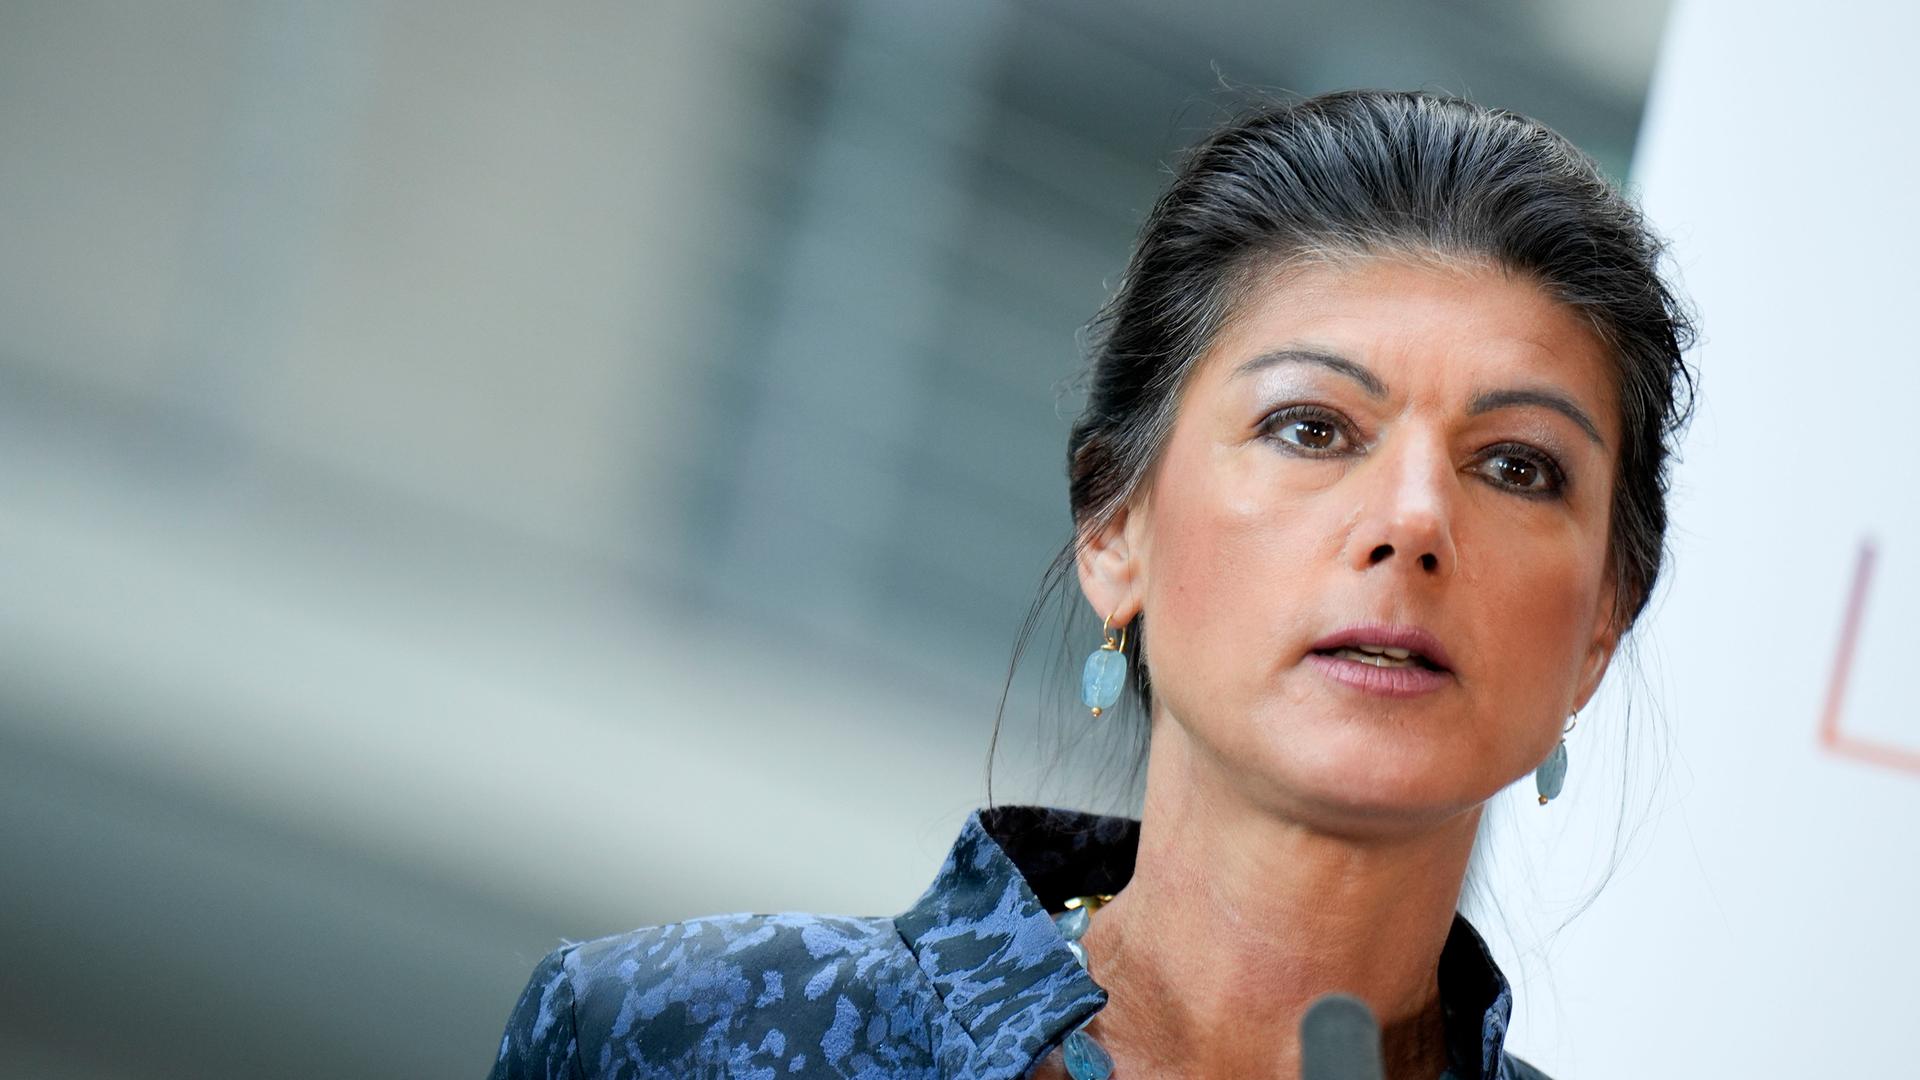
[[1312, 645, 1447, 672]]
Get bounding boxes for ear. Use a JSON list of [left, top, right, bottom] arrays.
[[1074, 495, 1148, 626], [1569, 587, 1622, 715]]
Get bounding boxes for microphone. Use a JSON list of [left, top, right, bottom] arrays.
[[1299, 993, 1385, 1080]]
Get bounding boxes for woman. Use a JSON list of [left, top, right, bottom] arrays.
[[486, 89, 1696, 1080]]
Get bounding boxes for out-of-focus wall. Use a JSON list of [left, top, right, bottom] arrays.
[[0, 2, 1669, 1076], [0, 0, 733, 562]]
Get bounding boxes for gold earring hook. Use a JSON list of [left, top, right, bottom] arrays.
[[1101, 610, 1128, 653]]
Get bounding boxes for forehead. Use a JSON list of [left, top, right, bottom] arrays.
[[1199, 255, 1619, 436]]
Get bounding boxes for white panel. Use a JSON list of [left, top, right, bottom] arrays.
[[1488, 2, 1920, 1075]]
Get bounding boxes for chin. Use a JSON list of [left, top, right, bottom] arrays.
[[1246, 728, 1492, 832]]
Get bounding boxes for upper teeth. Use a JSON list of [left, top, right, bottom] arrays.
[[1354, 644, 1412, 659], [1331, 644, 1422, 668]]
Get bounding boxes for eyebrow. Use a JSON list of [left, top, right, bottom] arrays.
[[1233, 348, 1388, 398], [1229, 347, 1606, 450]]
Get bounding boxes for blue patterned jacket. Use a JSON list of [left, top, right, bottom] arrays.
[[486, 804, 1548, 1079]]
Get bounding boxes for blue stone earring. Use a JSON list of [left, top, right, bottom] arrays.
[[1081, 611, 1129, 717], [1536, 712, 1578, 805]]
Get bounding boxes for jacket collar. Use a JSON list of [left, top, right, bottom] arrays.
[[894, 804, 1516, 1080]]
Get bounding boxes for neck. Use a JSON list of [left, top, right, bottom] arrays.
[[1081, 720, 1481, 1080]]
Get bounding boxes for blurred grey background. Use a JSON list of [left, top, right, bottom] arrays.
[[0, 2, 1668, 1077]]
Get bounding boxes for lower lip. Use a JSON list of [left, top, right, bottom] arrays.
[[1305, 652, 1454, 697]]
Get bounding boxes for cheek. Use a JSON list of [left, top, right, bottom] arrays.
[[1465, 521, 1607, 709], [1140, 451, 1325, 710]]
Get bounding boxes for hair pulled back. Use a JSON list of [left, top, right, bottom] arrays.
[[1009, 90, 1699, 742]]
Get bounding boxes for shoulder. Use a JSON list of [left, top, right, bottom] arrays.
[[488, 911, 946, 1080], [564, 910, 913, 1026]]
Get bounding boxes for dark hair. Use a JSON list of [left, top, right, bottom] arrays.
[[990, 88, 1697, 809]]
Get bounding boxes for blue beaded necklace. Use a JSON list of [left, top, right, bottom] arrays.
[[1053, 892, 1118, 1080]]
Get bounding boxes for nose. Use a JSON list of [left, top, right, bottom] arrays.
[[1346, 430, 1457, 579]]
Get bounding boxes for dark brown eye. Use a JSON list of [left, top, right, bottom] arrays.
[[1491, 456, 1539, 488], [1479, 445, 1566, 497], [1262, 406, 1350, 453], [1278, 419, 1340, 450]]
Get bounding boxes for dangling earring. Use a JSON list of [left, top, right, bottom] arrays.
[[1536, 712, 1577, 805], [1081, 611, 1129, 717]]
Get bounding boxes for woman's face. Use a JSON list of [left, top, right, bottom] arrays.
[[1080, 255, 1623, 832]]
